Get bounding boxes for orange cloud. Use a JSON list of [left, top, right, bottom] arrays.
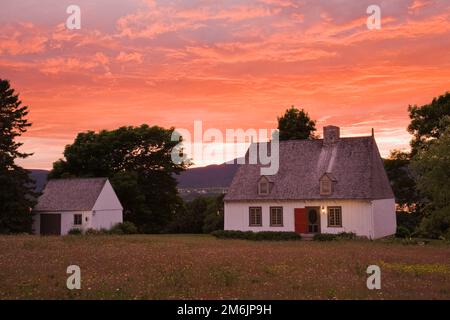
[[0, 23, 48, 55], [409, 0, 434, 13], [116, 51, 143, 63]]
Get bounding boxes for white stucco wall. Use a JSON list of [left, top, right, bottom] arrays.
[[224, 199, 374, 237], [33, 210, 91, 235], [371, 198, 396, 239], [91, 209, 123, 230], [61, 211, 90, 235], [56, 207, 122, 235], [225, 201, 297, 232], [91, 180, 123, 230]]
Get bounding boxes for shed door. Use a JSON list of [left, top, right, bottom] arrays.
[[40, 214, 61, 235], [294, 208, 308, 233]]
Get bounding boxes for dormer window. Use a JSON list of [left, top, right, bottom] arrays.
[[259, 181, 269, 194], [320, 173, 336, 196], [321, 179, 331, 194], [258, 176, 271, 195]]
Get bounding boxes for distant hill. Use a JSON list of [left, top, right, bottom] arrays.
[[29, 169, 49, 193], [176, 162, 239, 188], [28, 161, 239, 196], [175, 162, 239, 200]]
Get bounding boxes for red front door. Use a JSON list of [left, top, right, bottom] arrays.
[[294, 208, 308, 233]]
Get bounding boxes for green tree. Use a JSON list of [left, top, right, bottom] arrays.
[[408, 92, 450, 155], [49, 125, 189, 233], [202, 194, 224, 233], [177, 197, 210, 233], [384, 150, 422, 233], [411, 121, 450, 238], [0, 79, 35, 233], [383, 150, 418, 211], [167, 194, 224, 233], [277, 106, 317, 140]]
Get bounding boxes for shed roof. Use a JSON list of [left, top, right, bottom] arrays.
[[34, 178, 108, 212]]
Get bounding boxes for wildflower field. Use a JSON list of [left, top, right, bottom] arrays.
[[0, 235, 449, 299]]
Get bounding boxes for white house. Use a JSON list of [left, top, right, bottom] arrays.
[[224, 126, 396, 239], [33, 178, 123, 235]]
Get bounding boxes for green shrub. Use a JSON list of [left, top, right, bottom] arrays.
[[211, 230, 301, 241], [85, 228, 108, 235], [416, 206, 450, 239], [396, 211, 421, 234], [109, 225, 124, 235], [442, 229, 450, 242], [396, 226, 411, 239], [202, 211, 224, 234], [121, 221, 138, 234], [400, 238, 420, 245], [313, 232, 359, 241], [337, 232, 357, 240], [110, 222, 138, 235], [254, 231, 302, 241], [313, 233, 337, 241], [68, 228, 83, 235]]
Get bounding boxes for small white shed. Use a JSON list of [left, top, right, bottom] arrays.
[[33, 178, 123, 235]]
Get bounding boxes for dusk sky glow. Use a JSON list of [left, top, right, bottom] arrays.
[[1, 0, 449, 169]]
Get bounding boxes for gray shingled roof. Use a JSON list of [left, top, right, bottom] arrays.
[[225, 136, 394, 201], [34, 178, 108, 212]]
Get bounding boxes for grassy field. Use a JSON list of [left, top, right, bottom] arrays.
[[0, 235, 449, 300]]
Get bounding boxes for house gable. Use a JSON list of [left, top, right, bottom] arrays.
[[92, 180, 123, 211]]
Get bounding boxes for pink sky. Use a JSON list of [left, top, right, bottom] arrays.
[[1, 0, 449, 169]]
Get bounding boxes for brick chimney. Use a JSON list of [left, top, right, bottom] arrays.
[[323, 125, 340, 146]]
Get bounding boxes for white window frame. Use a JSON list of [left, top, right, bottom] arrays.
[[249, 207, 262, 227], [73, 214, 82, 226], [270, 207, 283, 227], [328, 206, 342, 227]]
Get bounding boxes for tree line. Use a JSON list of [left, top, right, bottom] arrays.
[[385, 93, 450, 238], [1, 78, 449, 238]]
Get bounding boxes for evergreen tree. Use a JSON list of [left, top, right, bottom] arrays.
[[0, 79, 35, 233]]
